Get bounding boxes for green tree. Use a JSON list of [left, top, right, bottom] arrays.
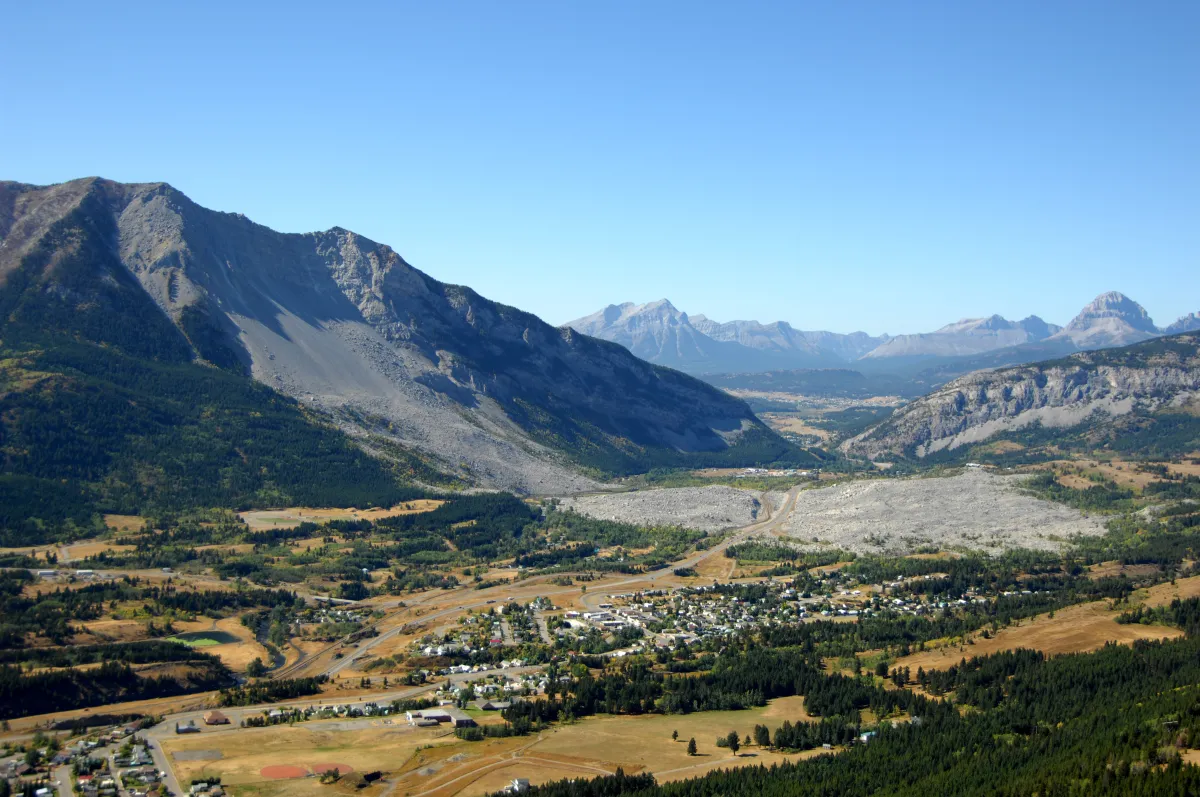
[[686, 738, 697, 756], [672, 729, 678, 742], [246, 658, 267, 677], [726, 731, 740, 755]]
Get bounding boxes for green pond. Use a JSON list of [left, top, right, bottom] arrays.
[[166, 631, 239, 647]]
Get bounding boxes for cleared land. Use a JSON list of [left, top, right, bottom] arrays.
[[239, 501, 444, 530], [760, 413, 832, 441], [781, 470, 1106, 555], [559, 486, 766, 532], [890, 577, 1200, 674], [163, 720, 456, 791], [167, 617, 271, 671]]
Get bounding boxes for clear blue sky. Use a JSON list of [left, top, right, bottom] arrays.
[[2, 1, 1197, 335]]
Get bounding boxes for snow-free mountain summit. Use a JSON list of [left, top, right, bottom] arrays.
[[569, 294, 1198, 378]]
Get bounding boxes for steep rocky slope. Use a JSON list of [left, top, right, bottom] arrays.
[[1, 178, 799, 495], [843, 334, 1200, 459]]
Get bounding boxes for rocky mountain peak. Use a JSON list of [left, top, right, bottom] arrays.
[[1051, 292, 1159, 348], [1164, 312, 1200, 335], [1067, 291, 1156, 332], [1017, 315, 1059, 339]]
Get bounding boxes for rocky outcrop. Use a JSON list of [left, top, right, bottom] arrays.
[[843, 334, 1200, 459]]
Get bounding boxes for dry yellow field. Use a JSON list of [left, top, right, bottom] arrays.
[[170, 617, 272, 671], [164, 720, 458, 787], [239, 501, 444, 531], [760, 413, 831, 441], [104, 514, 147, 533], [1141, 574, 1200, 607], [165, 695, 833, 797], [1087, 561, 1161, 580], [63, 540, 137, 559]]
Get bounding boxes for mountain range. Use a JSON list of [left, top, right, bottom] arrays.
[[842, 332, 1200, 462], [568, 293, 1200, 378], [0, 177, 809, 522]]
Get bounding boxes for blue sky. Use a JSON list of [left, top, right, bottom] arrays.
[[2, 1, 1196, 335]]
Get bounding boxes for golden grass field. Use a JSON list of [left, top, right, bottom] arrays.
[[891, 575, 1200, 674], [104, 514, 147, 533], [161, 695, 833, 797], [169, 617, 272, 672], [759, 413, 832, 441], [239, 501, 444, 531]]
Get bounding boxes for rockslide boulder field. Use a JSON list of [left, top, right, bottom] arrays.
[[0, 177, 799, 493]]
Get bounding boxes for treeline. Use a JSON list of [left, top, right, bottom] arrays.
[[501, 648, 927, 728], [1022, 471, 1139, 512], [757, 715, 860, 751], [724, 541, 848, 566], [492, 769, 655, 797], [218, 676, 328, 706], [535, 635, 1200, 796], [0, 659, 230, 719], [0, 575, 299, 648], [1117, 596, 1200, 636], [0, 640, 215, 668]]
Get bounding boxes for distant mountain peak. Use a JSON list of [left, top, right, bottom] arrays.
[[1052, 291, 1158, 348], [1165, 312, 1200, 335], [565, 300, 884, 372], [1067, 291, 1156, 332]]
